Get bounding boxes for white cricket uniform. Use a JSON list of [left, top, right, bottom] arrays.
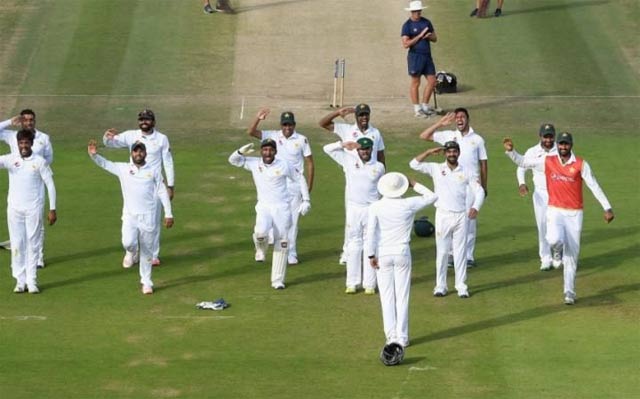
[[261, 130, 312, 259], [91, 154, 172, 288], [0, 153, 56, 287], [228, 151, 310, 288], [0, 119, 54, 265], [365, 183, 437, 347], [103, 129, 174, 260], [410, 159, 485, 296], [516, 143, 558, 266], [433, 128, 487, 262], [507, 150, 611, 297], [324, 142, 385, 290]]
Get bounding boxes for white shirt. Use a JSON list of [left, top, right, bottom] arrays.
[[432, 128, 487, 178], [261, 130, 311, 182], [410, 159, 485, 212], [365, 183, 437, 257], [323, 142, 385, 206], [0, 153, 56, 211], [91, 154, 172, 217], [333, 122, 385, 162], [516, 143, 557, 192], [103, 129, 175, 186], [228, 151, 310, 205], [0, 119, 54, 165]]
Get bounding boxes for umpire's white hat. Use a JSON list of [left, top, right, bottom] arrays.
[[405, 1, 427, 11]]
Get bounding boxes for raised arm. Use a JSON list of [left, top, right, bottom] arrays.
[[503, 137, 544, 172], [419, 112, 455, 141], [409, 147, 442, 174], [102, 128, 129, 148], [88, 139, 120, 176], [247, 108, 270, 140], [318, 107, 353, 132]]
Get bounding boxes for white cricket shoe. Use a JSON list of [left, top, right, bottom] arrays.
[[414, 110, 429, 118], [540, 262, 553, 271], [255, 248, 265, 262], [27, 284, 40, 294], [288, 255, 298, 265], [338, 252, 347, 265], [564, 292, 576, 305], [122, 250, 137, 268], [142, 285, 154, 295], [13, 283, 26, 293]]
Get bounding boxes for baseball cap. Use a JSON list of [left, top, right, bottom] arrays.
[[131, 141, 146, 151], [355, 103, 371, 116], [138, 109, 155, 121], [280, 112, 295, 125], [260, 138, 277, 149], [443, 141, 460, 151], [557, 132, 573, 144], [357, 137, 374, 149], [539, 123, 556, 137]]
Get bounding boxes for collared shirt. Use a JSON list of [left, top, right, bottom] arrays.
[[261, 130, 312, 180], [432, 127, 487, 178], [91, 154, 172, 217], [333, 122, 385, 162], [516, 143, 558, 191], [323, 142, 385, 206], [410, 159, 485, 212], [0, 119, 54, 165], [103, 129, 175, 186], [0, 153, 56, 211]]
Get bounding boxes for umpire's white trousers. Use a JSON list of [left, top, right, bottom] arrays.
[[346, 202, 376, 289], [255, 202, 292, 286], [532, 189, 552, 265], [376, 250, 411, 347], [546, 207, 583, 296], [435, 209, 468, 294], [122, 212, 157, 287], [8, 206, 43, 286]]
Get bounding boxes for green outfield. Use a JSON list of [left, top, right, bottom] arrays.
[[0, 1, 638, 398]]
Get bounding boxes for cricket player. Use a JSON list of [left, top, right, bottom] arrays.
[[88, 140, 174, 295], [504, 133, 614, 305], [103, 109, 174, 267], [0, 129, 56, 294], [319, 103, 386, 264], [419, 108, 488, 267], [228, 139, 311, 290], [247, 109, 314, 265], [516, 124, 558, 270], [366, 172, 437, 348], [324, 137, 385, 294], [0, 110, 54, 268], [410, 142, 485, 298]]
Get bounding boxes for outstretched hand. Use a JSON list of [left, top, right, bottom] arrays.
[[104, 128, 118, 140], [88, 139, 98, 155], [256, 108, 270, 120], [503, 137, 514, 151]]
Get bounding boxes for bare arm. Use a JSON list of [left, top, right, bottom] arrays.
[[247, 108, 269, 139], [318, 107, 353, 131], [419, 112, 455, 141], [401, 26, 432, 49]]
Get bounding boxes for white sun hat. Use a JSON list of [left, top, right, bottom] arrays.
[[377, 172, 409, 198], [405, 1, 427, 11]]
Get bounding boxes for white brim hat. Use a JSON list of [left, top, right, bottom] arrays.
[[378, 172, 409, 199], [405, 1, 427, 11]]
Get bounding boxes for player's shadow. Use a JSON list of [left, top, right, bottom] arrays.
[[410, 282, 639, 347], [507, 0, 609, 16], [235, 0, 315, 14]]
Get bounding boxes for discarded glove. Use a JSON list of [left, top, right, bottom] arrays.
[[196, 298, 229, 311]]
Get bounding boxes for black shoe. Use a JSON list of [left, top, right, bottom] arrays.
[[494, 8, 502, 17], [470, 8, 478, 17], [203, 4, 215, 13]]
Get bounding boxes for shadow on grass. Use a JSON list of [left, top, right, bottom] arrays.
[[507, 0, 609, 16], [411, 282, 639, 346]]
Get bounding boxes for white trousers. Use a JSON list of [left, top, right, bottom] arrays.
[[152, 197, 161, 260], [532, 189, 551, 265], [465, 185, 477, 261], [435, 209, 468, 293], [122, 212, 157, 287], [546, 207, 583, 296], [346, 203, 376, 289], [376, 252, 411, 347], [287, 183, 302, 258], [255, 202, 291, 286], [8, 207, 43, 286]]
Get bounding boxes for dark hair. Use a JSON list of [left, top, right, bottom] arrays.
[[20, 109, 36, 118], [16, 129, 35, 143], [454, 107, 469, 118]]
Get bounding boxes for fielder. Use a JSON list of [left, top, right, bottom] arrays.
[[0, 129, 57, 294], [516, 124, 558, 270], [228, 139, 311, 290], [410, 142, 485, 298], [0, 110, 54, 268], [319, 103, 386, 264], [247, 109, 314, 265], [504, 133, 614, 305], [366, 172, 437, 348], [324, 137, 385, 294], [419, 108, 488, 267], [103, 109, 174, 267], [88, 140, 174, 295]]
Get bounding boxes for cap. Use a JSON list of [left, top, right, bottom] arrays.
[[131, 141, 146, 151], [357, 137, 374, 149], [138, 109, 155, 121], [557, 132, 573, 144], [539, 123, 556, 137], [280, 112, 295, 125], [355, 103, 371, 116], [260, 138, 277, 149], [443, 141, 460, 151]]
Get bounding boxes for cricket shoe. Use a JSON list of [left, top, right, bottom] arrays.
[[37, 260, 45, 269], [414, 109, 429, 118], [421, 105, 436, 116], [152, 258, 161, 267], [466, 259, 476, 268], [364, 288, 376, 295], [255, 248, 265, 262], [273, 283, 285, 290], [470, 8, 479, 17], [345, 286, 357, 294], [494, 8, 502, 17], [433, 290, 447, 297], [458, 291, 470, 299], [142, 285, 154, 295], [27, 284, 40, 294], [13, 283, 26, 293], [122, 250, 137, 268], [288, 255, 299, 265], [338, 252, 347, 265], [540, 262, 553, 271], [203, 4, 214, 13], [564, 292, 576, 305]]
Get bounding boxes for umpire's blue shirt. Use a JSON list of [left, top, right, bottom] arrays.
[[401, 17, 435, 55]]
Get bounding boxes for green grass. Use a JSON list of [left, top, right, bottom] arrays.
[[0, 1, 638, 398]]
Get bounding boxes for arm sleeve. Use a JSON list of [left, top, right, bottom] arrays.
[[0, 119, 13, 141], [364, 206, 379, 257], [156, 172, 173, 218], [581, 161, 612, 210], [103, 131, 130, 148], [0, 154, 10, 169], [91, 154, 120, 176], [516, 167, 527, 185], [40, 165, 57, 210], [228, 150, 246, 168], [323, 142, 345, 166], [410, 183, 438, 211], [468, 175, 486, 211], [506, 150, 544, 172], [161, 137, 175, 186], [42, 136, 54, 165], [409, 159, 433, 175]]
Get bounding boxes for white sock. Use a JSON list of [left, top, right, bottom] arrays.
[[413, 104, 422, 113], [421, 103, 431, 111]]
